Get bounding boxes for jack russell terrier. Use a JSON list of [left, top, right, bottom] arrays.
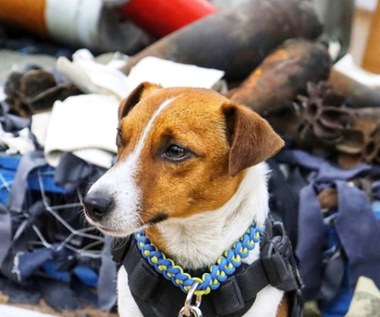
[[83, 82, 302, 317]]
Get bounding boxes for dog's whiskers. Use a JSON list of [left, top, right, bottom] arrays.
[[112, 237, 129, 252]]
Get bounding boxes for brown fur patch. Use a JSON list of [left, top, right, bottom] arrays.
[[223, 103, 285, 176], [118, 82, 162, 120], [276, 295, 289, 317], [116, 85, 284, 253]]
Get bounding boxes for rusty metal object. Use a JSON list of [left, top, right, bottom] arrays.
[[229, 39, 331, 115], [121, 0, 322, 81], [362, 0, 380, 73], [24, 83, 81, 113], [4, 69, 81, 117], [294, 82, 347, 149], [337, 109, 380, 167], [20, 70, 57, 98], [330, 67, 380, 108], [289, 82, 380, 167]]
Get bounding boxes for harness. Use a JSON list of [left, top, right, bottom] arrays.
[[112, 218, 303, 317]]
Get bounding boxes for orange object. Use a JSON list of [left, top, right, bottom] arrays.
[[362, 0, 380, 73], [118, 0, 217, 38], [0, 0, 48, 36], [0, 0, 112, 51]]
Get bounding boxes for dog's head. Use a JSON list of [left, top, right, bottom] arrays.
[[83, 82, 284, 237]]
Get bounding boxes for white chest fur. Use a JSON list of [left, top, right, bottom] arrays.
[[116, 164, 284, 317]]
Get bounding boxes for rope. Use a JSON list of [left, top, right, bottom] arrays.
[[135, 224, 262, 296]]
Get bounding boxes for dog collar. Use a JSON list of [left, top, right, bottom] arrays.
[[134, 223, 263, 296], [112, 218, 304, 317]]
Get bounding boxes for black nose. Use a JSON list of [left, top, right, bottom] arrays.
[[83, 192, 113, 221]]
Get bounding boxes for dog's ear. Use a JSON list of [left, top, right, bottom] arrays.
[[222, 103, 284, 176], [119, 82, 162, 120]]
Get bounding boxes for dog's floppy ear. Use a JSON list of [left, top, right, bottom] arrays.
[[222, 103, 284, 176], [119, 82, 162, 119]]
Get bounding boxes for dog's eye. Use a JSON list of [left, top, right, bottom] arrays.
[[162, 145, 191, 162], [116, 128, 123, 147]]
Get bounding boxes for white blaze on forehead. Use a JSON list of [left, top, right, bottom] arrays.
[[132, 97, 175, 159], [87, 97, 175, 236]]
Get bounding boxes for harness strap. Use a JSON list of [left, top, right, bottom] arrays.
[[112, 217, 303, 317]]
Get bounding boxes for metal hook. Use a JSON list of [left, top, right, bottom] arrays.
[[178, 282, 203, 317]]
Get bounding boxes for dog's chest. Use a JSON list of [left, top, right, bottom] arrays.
[[117, 248, 284, 317], [115, 165, 284, 316]]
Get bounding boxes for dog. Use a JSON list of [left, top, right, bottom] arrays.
[[83, 82, 297, 317]]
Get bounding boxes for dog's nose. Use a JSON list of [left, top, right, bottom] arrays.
[[83, 192, 113, 220]]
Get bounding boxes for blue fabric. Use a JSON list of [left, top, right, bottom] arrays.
[[97, 236, 117, 310], [0, 101, 30, 133], [322, 268, 354, 317], [290, 150, 372, 182], [74, 265, 98, 288], [54, 152, 106, 192], [0, 156, 19, 204], [334, 181, 380, 288], [0, 204, 11, 267], [0, 151, 111, 311], [41, 261, 99, 287], [281, 149, 380, 311], [0, 154, 66, 206], [373, 201, 380, 219], [296, 183, 325, 299], [373, 181, 380, 200], [42, 260, 70, 283], [8, 151, 47, 212], [16, 245, 73, 282], [17, 247, 55, 281]]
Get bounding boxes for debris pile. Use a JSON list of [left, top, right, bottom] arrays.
[[0, 0, 379, 316]]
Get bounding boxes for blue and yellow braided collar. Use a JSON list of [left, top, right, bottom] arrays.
[[135, 223, 263, 296]]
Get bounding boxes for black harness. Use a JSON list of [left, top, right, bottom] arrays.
[[112, 218, 303, 317]]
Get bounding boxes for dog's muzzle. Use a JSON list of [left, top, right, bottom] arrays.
[[83, 191, 113, 221]]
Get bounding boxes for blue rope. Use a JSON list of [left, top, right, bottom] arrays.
[[135, 224, 262, 296]]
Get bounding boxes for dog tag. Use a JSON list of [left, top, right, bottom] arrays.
[[178, 305, 203, 317]]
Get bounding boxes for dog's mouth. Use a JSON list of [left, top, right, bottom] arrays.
[[93, 222, 143, 238], [86, 211, 169, 237], [97, 225, 131, 237], [84, 212, 137, 237], [144, 212, 169, 226]]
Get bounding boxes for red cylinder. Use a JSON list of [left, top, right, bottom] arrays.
[[118, 0, 217, 38]]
